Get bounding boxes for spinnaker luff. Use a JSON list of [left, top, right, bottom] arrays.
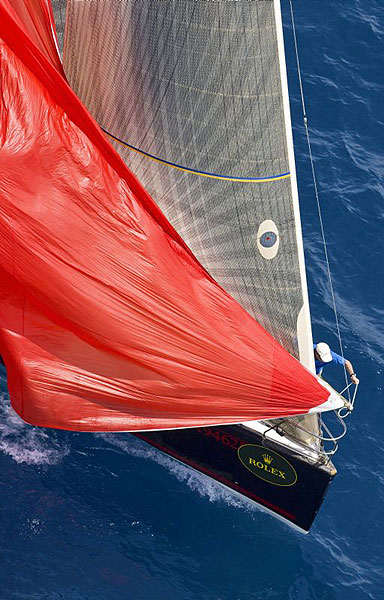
[[0, 0, 341, 432]]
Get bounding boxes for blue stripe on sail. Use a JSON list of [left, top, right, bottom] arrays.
[[101, 128, 291, 183]]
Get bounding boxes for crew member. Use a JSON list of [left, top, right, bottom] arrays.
[[314, 342, 359, 385]]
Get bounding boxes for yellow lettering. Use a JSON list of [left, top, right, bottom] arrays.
[[247, 457, 288, 480]]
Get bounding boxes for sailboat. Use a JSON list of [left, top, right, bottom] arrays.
[[0, 0, 355, 531]]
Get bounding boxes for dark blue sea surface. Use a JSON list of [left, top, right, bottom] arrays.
[[1, 1, 383, 598]]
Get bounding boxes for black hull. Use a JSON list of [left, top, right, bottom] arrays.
[[134, 424, 335, 532]]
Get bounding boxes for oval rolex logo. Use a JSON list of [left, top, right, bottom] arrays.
[[238, 445, 297, 487]]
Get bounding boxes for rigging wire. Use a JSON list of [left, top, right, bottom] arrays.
[[288, 0, 351, 401]]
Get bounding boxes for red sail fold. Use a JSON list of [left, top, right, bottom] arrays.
[[0, 1, 329, 431]]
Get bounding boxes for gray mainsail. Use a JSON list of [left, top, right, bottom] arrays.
[[53, 0, 319, 440]]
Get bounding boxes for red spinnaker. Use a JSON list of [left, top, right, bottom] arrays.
[[0, 1, 330, 431]]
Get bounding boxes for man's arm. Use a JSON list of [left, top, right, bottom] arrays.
[[345, 359, 359, 385], [331, 350, 360, 385]]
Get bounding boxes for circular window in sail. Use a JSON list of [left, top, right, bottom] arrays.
[[257, 220, 279, 259], [260, 231, 277, 247]]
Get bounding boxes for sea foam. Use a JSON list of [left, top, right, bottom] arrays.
[[0, 392, 69, 465], [98, 433, 255, 511]]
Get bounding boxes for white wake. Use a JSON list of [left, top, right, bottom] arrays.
[[98, 432, 256, 511], [0, 392, 69, 465]]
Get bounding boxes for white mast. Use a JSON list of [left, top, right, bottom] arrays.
[[274, 0, 315, 373]]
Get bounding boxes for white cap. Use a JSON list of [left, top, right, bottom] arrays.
[[315, 342, 332, 363]]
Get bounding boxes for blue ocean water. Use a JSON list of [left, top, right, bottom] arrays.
[[1, 1, 383, 598]]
